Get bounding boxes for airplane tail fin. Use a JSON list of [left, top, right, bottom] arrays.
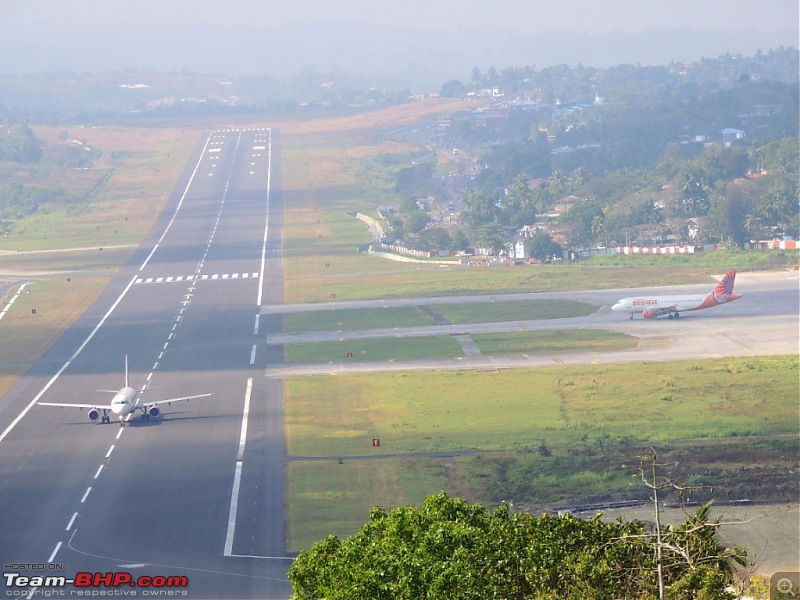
[[713, 269, 739, 302]]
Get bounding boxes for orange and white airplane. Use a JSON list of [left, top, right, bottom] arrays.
[[39, 356, 213, 426], [611, 269, 741, 320]]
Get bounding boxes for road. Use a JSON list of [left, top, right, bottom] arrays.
[[0, 128, 292, 599], [262, 269, 799, 377]]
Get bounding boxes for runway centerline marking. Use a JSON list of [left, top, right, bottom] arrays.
[[48, 542, 62, 563], [66, 513, 77, 531], [236, 378, 252, 462], [80, 487, 91, 503]]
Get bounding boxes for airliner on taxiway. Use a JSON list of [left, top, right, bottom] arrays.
[[611, 269, 741, 320], [39, 356, 213, 425]]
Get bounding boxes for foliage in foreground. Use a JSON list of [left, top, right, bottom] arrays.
[[289, 492, 741, 599]]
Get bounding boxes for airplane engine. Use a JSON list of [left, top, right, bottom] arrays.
[[148, 406, 160, 418], [642, 308, 659, 319], [88, 408, 100, 422]]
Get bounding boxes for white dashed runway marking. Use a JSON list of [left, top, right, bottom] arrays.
[[135, 273, 259, 284]]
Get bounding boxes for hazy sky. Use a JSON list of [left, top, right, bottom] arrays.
[[2, 0, 797, 32], [1, 0, 796, 82]]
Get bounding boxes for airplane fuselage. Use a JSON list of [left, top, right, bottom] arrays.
[[613, 293, 709, 315], [612, 269, 741, 320], [110, 387, 137, 418]]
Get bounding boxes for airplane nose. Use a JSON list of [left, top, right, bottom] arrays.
[[611, 302, 621, 312]]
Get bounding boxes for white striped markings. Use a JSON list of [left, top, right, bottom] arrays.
[[135, 273, 259, 284]]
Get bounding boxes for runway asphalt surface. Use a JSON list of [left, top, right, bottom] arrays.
[[0, 128, 291, 599]]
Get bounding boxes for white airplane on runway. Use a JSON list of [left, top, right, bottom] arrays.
[[611, 269, 741, 320], [39, 356, 213, 426]]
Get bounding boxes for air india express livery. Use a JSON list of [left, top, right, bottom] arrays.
[[39, 356, 213, 426], [611, 269, 740, 320]]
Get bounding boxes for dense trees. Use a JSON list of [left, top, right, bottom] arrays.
[[527, 233, 563, 262], [289, 492, 743, 599], [0, 182, 68, 220], [434, 48, 798, 250], [0, 122, 43, 163]]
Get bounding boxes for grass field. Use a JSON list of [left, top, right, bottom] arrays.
[[284, 355, 798, 457], [281, 299, 597, 332], [283, 329, 636, 363], [471, 329, 637, 355], [284, 335, 463, 363], [2, 125, 201, 252], [283, 305, 437, 332], [283, 355, 798, 550], [283, 255, 797, 304]]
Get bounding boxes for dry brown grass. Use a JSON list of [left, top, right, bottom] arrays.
[[267, 99, 471, 137], [2, 125, 201, 251]]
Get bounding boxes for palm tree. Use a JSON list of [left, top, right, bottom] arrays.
[[571, 167, 590, 190], [743, 214, 765, 241], [549, 169, 568, 200]]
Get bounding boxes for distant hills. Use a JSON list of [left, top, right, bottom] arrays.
[[1, 20, 796, 89]]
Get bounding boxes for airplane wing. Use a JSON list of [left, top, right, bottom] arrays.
[[38, 402, 113, 409], [144, 393, 214, 407]]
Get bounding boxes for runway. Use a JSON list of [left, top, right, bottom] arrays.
[[0, 128, 291, 599], [262, 269, 799, 377]]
